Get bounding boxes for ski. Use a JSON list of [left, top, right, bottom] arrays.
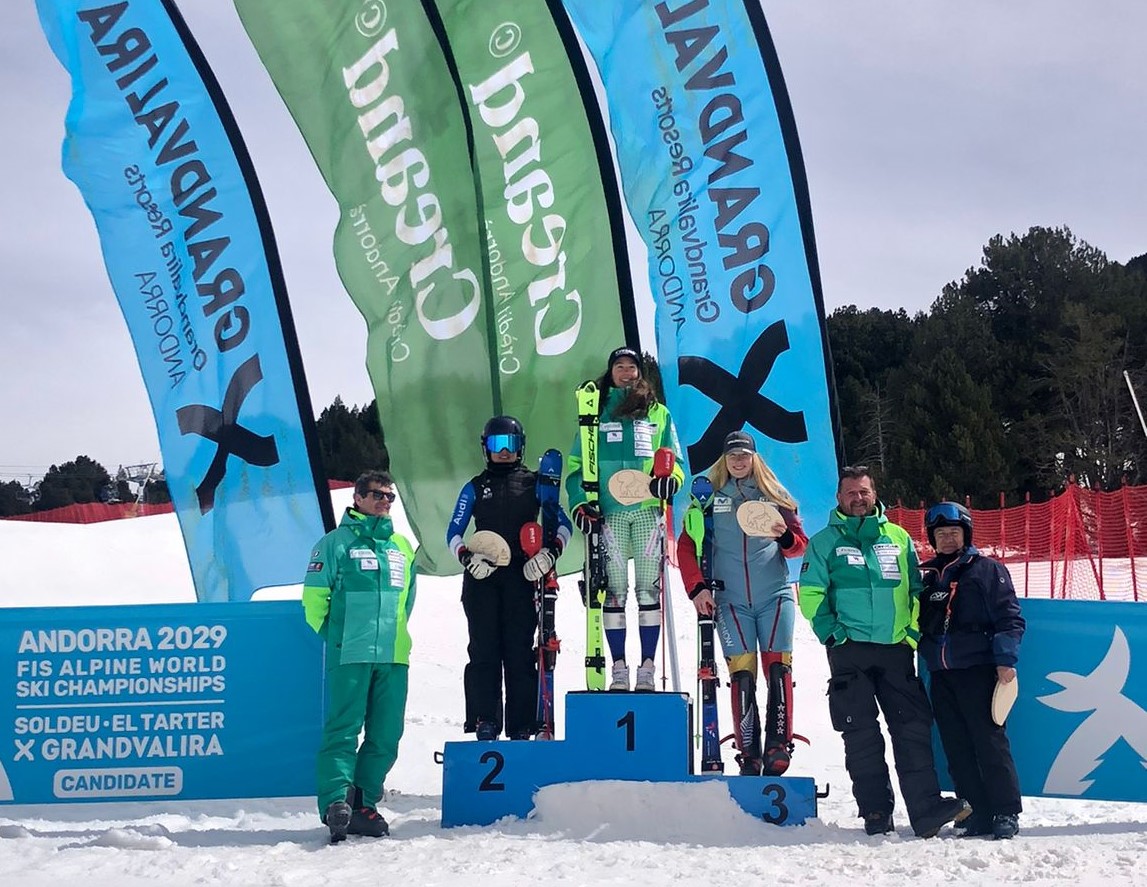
[[576, 380, 607, 691], [690, 474, 724, 773], [652, 447, 681, 693], [532, 447, 563, 739]]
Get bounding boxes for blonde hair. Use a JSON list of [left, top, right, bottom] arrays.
[[708, 452, 797, 511]]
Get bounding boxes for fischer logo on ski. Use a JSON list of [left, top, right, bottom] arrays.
[[576, 380, 607, 691]]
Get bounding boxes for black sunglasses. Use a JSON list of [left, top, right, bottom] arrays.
[[363, 489, 396, 502]]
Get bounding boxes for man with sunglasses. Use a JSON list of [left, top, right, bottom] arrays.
[[919, 502, 1025, 840], [303, 470, 416, 843], [799, 466, 971, 838], [447, 415, 572, 740]]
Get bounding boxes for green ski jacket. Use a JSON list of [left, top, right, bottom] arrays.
[[302, 508, 417, 666], [798, 505, 922, 648]]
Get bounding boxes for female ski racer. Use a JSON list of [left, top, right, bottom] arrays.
[[446, 415, 571, 740], [565, 347, 685, 692], [678, 431, 808, 775]]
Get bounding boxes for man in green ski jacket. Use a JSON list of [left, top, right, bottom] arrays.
[[799, 465, 970, 839], [302, 470, 416, 843]]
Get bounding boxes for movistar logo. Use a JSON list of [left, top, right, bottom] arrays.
[[1038, 626, 1147, 794]]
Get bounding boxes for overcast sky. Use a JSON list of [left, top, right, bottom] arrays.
[[2, 2, 1144, 482]]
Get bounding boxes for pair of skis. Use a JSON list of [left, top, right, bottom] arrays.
[[689, 475, 724, 773], [521, 448, 563, 740], [576, 381, 609, 691]]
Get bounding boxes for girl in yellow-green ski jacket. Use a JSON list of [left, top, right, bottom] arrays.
[[564, 347, 684, 692]]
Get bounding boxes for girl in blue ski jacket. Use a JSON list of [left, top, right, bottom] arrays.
[[678, 431, 807, 776]]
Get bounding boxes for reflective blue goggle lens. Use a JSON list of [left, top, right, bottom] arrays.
[[925, 502, 963, 526], [485, 433, 522, 454]]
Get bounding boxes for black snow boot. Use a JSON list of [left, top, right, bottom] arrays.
[[957, 813, 993, 838], [913, 797, 972, 838], [991, 813, 1019, 840], [864, 811, 895, 835]]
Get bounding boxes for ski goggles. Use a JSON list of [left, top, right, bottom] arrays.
[[484, 433, 523, 454], [925, 502, 964, 526]]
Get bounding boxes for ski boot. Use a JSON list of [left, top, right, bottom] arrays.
[[730, 667, 762, 776], [347, 787, 389, 837], [323, 799, 352, 844], [475, 720, 499, 741], [762, 652, 794, 775]]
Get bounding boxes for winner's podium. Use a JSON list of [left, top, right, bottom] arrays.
[[441, 692, 817, 827]]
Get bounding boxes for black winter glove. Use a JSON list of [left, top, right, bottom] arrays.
[[648, 474, 680, 501], [573, 503, 601, 535]]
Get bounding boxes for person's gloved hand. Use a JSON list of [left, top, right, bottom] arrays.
[[648, 474, 680, 501], [523, 547, 557, 582], [459, 548, 496, 580], [573, 503, 601, 535]]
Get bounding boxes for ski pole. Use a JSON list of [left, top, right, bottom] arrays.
[[653, 447, 681, 692]]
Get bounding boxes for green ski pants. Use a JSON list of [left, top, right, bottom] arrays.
[[316, 662, 408, 815]]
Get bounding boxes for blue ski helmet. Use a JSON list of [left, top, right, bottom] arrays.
[[924, 501, 973, 548]]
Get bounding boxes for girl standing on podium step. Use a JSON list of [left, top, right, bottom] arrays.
[[446, 415, 571, 741], [565, 347, 685, 693], [678, 431, 808, 776]]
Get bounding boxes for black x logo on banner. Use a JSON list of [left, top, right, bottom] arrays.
[[679, 320, 808, 469], [176, 354, 279, 514]]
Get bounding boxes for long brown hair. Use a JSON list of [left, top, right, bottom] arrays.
[[708, 453, 797, 511], [596, 361, 656, 420]]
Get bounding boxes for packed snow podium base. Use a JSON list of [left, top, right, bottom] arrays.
[[440, 691, 818, 827]]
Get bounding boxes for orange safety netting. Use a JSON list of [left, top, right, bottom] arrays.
[[888, 483, 1147, 602], [1, 481, 356, 526]]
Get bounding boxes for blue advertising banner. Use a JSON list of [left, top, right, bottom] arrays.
[[0, 602, 322, 804], [36, 0, 333, 601], [978, 599, 1147, 803], [557, 1, 839, 524]]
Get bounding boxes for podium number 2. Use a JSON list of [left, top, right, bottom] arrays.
[[479, 750, 505, 792], [617, 711, 635, 751]]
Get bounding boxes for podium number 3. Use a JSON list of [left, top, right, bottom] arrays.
[[616, 711, 635, 751], [761, 783, 788, 824]]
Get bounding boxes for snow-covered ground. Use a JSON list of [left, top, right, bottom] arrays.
[[2, 491, 1145, 886]]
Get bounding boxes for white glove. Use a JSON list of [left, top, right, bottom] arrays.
[[461, 550, 497, 580], [523, 548, 556, 582]]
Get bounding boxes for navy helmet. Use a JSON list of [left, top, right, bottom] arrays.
[[924, 501, 973, 548]]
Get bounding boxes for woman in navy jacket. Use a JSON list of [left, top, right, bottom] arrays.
[[919, 502, 1025, 840]]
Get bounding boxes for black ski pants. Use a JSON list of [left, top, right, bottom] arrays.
[[826, 641, 944, 828], [929, 665, 1022, 817], [461, 567, 537, 737]]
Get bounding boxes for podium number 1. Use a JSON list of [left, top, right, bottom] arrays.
[[616, 711, 635, 751]]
